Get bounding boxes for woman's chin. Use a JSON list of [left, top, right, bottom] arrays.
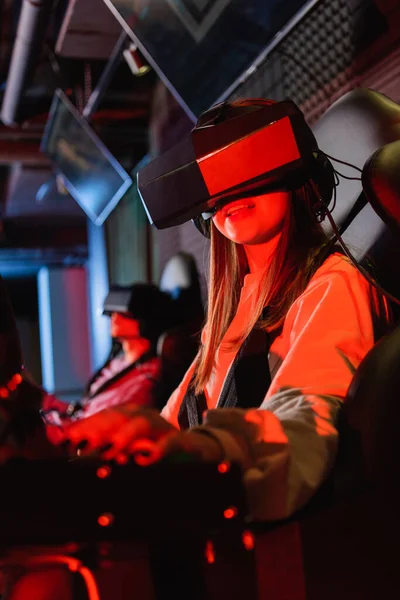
[[225, 230, 266, 246]]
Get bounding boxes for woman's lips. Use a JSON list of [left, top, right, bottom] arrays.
[[224, 203, 255, 217]]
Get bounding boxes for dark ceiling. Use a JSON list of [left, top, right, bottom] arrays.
[[0, 0, 156, 268]]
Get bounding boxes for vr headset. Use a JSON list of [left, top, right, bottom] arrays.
[[137, 100, 333, 231], [102, 287, 133, 317], [103, 283, 173, 319], [102, 283, 176, 343]]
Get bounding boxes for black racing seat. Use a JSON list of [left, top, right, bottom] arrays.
[[291, 143, 400, 600], [254, 94, 400, 600], [312, 88, 400, 304], [339, 138, 400, 493]]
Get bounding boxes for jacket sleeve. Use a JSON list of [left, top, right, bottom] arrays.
[[41, 360, 163, 444], [193, 265, 388, 521]]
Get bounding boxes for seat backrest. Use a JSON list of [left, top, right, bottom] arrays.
[[301, 93, 400, 508], [312, 88, 400, 287], [338, 138, 400, 493], [343, 323, 400, 490], [157, 253, 204, 406], [159, 252, 204, 320]]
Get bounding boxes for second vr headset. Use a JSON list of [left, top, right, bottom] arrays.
[[137, 100, 334, 231], [103, 283, 176, 343]]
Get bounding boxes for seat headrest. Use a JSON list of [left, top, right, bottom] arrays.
[[160, 252, 199, 296], [312, 87, 400, 259], [362, 140, 400, 234], [159, 252, 204, 321]]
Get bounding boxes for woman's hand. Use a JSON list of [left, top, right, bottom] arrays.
[[61, 403, 224, 465], [61, 404, 175, 458]]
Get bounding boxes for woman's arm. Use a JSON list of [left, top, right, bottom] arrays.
[[192, 263, 388, 521], [59, 261, 388, 521]]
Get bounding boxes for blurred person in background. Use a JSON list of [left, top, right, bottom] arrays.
[[41, 283, 177, 444]]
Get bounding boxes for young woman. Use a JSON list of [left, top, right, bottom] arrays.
[[61, 99, 390, 522]]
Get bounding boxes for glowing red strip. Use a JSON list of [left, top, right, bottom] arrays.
[[0, 555, 100, 600], [197, 117, 300, 196]]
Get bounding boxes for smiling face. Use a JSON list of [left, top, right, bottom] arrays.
[[211, 191, 291, 246]]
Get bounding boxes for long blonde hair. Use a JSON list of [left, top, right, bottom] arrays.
[[192, 101, 332, 394]]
